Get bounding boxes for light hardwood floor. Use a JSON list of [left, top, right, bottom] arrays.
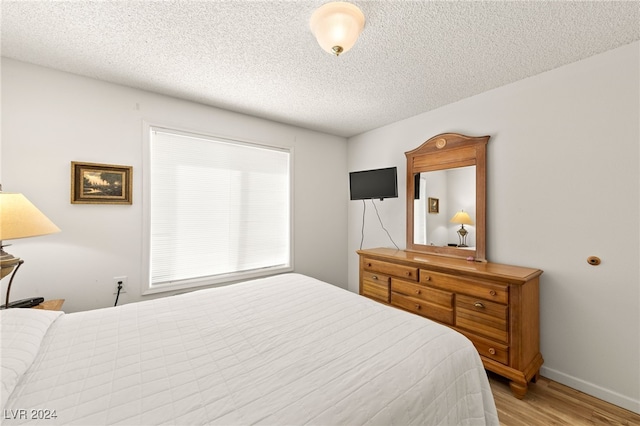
[[489, 373, 640, 425]]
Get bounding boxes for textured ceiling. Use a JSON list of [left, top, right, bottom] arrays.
[[2, 1, 639, 137]]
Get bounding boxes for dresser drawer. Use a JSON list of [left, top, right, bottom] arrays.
[[363, 258, 418, 281], [363, 270, 391, 286], [421, 270, 508, 304], [392, 279, 453, 308], [463, 332, 509, 365], [391, 293, 454, 325], [362, 271, 390, 302], [456, 295, 508, 343]]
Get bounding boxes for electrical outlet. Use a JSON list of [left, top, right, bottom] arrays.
[[113, 276, 127, 294]]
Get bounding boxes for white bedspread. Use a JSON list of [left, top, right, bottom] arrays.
[[2, 273, 498, 425]]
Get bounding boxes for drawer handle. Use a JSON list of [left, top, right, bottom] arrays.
[[415, 304, 421, 310], [367, 263, 373, 267], [415, 289, 421, 295], [405, 271, 412, 277], [474, 302, 485, 309], [489, 290, 497, 296], [371, 275, 379, 280], [423, 276, 431, 281], [488, 348, 496, 355]]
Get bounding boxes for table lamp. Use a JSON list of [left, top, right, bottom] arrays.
[[450, 210, 473, 247], [0, 192, 60, 309]]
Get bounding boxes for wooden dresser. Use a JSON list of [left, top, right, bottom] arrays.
[[358, 247, 543, 399]]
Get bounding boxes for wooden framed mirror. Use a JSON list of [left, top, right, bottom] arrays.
[[406, 133, 489, 262]]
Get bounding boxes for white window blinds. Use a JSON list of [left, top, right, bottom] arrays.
[[149, 127, 292, 289]]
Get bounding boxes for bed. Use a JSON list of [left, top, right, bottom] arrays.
[[1, 273, 498, 425]]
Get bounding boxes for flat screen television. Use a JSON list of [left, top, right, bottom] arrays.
[[349, 167, 398, 200]]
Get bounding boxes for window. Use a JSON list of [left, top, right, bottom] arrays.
[[144, 125, 292, 293]]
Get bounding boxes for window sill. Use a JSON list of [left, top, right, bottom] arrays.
[[142, 266, 294, 296]]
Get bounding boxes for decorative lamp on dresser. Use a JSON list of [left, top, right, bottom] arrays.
[[358, 133, 543, 399]]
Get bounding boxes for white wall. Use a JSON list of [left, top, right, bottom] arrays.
[[1, 58, 348, 312], [347, 42, 640, 412]]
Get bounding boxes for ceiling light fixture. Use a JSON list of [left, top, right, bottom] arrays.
[[310, 2, 365, 56]]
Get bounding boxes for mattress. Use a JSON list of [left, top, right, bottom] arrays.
[[1, 273, 498, 425]]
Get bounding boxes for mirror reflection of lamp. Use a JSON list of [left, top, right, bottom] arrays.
[[450, 210, 473, 247], [0, 192, 61, 309]]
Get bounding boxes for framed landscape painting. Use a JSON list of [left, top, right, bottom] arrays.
[[71, 162, 132, 204], [428, 197, 439, 213]]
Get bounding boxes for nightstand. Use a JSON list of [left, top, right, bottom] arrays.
[[32, 299, 65, 311]]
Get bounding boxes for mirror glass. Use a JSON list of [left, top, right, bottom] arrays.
[[405, 133, 488, 261], [413, 166, 476, 248]]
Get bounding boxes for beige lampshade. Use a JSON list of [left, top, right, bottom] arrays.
[[310, 2, 365, 56], [0, 193, 61, 241], [450, 210, 473, 226]]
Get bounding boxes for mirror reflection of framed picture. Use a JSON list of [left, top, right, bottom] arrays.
[[71, 162, 132, 204], [428, 197, 439, 213]]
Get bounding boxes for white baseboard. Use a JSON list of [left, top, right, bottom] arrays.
[[540, 366, 640, 414]]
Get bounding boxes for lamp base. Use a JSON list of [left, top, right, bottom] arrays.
[[457, 225, 469, 247], [1, 247, 21, 280], [0, 246, 24, 309]]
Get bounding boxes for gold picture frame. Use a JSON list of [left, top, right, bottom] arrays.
[[428, 197, 439, 213], [71, 162, 132, 204]]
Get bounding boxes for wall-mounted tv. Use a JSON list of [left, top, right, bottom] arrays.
[[349, 167, 398, 200]]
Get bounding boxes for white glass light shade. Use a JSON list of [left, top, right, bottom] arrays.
[[450, 211, 473, 226], [310, 2, 365, 56], [0, 193, 61, 241]]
